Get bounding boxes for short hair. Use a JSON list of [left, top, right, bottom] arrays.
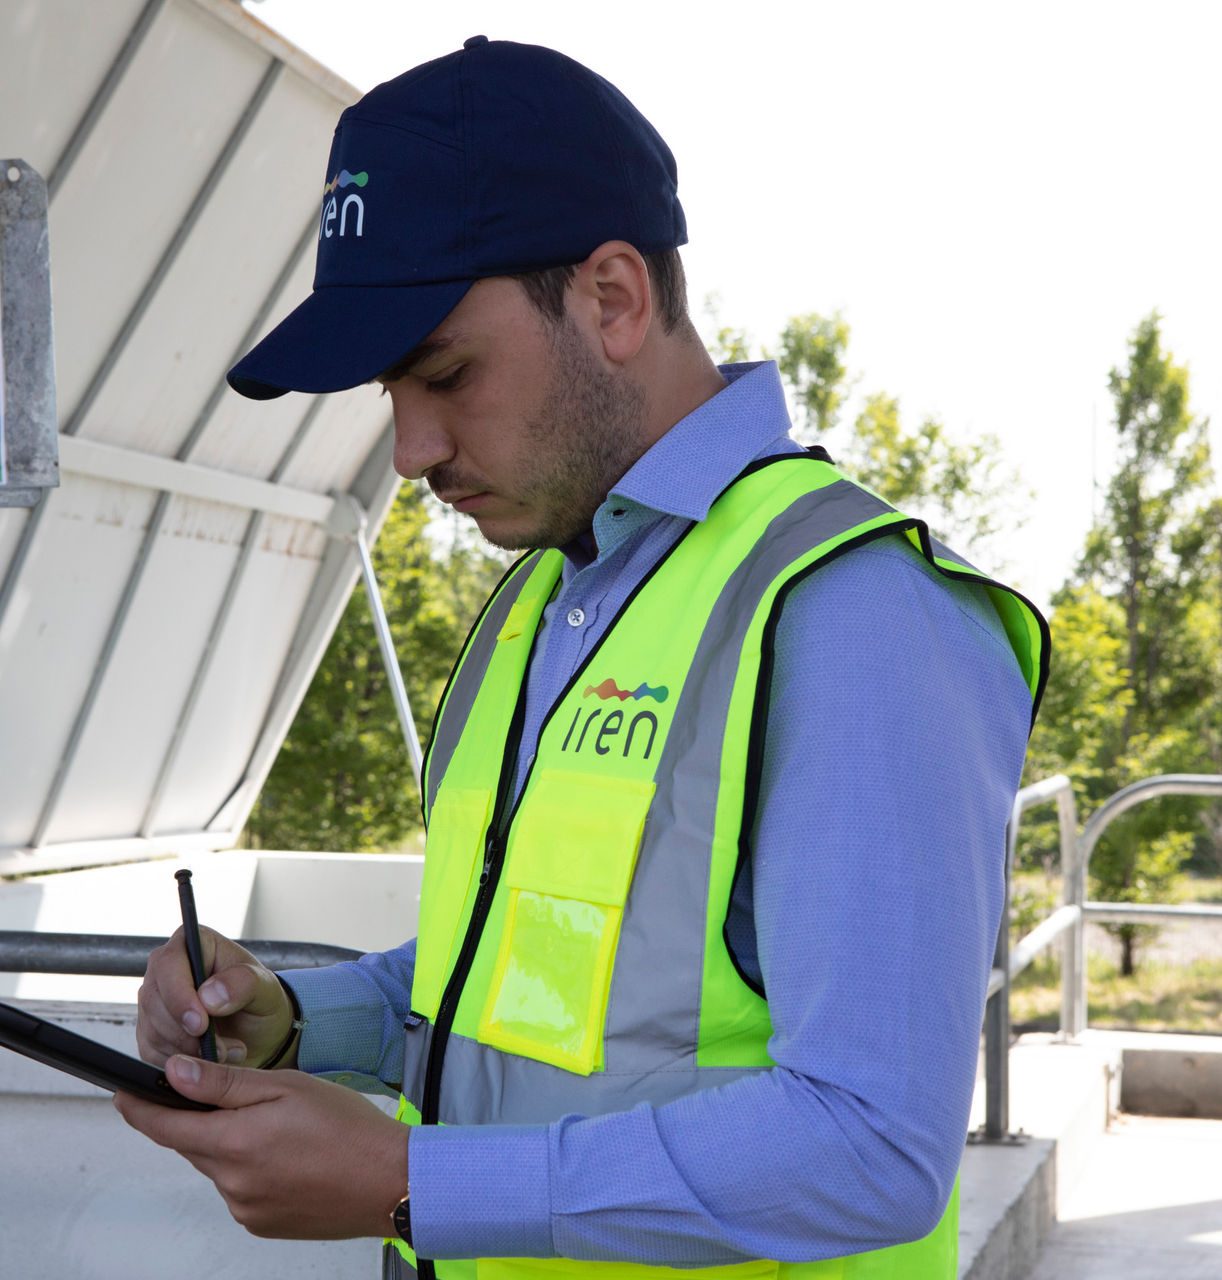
[[512, 248, 692, 335]]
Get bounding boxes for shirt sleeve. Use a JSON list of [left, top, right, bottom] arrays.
[[399, 542, 1036, 1265], [278, 936, 418, 1096]]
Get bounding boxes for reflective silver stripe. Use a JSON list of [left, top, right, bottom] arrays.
[[424, 554, 543, 814], [606, 479, 894, 1073], [420, 1026, 767, 1125], [927, 532, 978, 573]]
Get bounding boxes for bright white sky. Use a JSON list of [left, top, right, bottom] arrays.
[[245, 0, 1222, 611]]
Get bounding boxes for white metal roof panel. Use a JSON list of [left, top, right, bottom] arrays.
[[0, 0, 405, 871]]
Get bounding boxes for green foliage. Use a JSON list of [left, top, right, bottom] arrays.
[[1024, 586, 1132, 801], [770, 311, 1028, 566], [776, 311, 852, 437], [847, 393, 1018, 556], [701, 293, 753, 366], [1021, 312, 1221, 974], [703, 303, 1023, 562], [244, 483, 508, 852], [1011, 950, 1222, 1034]]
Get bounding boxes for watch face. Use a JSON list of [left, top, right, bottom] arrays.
[[392, 1195, 412, 1246]]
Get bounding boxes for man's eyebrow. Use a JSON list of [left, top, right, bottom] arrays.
[[374, 333, 467, 383]]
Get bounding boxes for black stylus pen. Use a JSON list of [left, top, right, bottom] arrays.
[[174, 869, 218, 1063]]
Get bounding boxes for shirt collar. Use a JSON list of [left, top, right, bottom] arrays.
[[557, 360, 797, 571], [608, 360, 794, 522]]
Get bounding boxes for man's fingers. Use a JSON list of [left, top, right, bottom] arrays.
[[142, 927, 214, 1039], [112, 1088, 214, 1157], [113, 1057, 281, 1162], [213, 1035, 248, 1065], [200, 962, 279, 1020], [165, 1054, 284, 1110], [137, 955, 207, 1065]]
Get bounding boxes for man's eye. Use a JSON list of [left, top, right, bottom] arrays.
[[426, 367, 466, 392]]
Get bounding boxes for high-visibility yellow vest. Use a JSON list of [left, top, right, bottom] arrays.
[[388, 454, 1048, 1280]]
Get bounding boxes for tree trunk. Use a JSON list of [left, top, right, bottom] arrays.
[[1120, 925, 1137, 977]]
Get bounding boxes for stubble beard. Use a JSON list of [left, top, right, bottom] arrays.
[[483, 315, 649, 552]]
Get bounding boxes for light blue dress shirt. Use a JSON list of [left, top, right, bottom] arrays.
[[283, 362, 1034, 1265]]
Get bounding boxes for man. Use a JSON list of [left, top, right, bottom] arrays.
[[119, 37, 1047, 1280]]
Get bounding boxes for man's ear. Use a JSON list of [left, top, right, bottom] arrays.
[[570, 241, 652, 365]]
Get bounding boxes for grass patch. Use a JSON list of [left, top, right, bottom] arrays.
[[1011, 952, 1222, 1033], [1008, 867, 1222, 1032], [1192, 876, 1222, 904]]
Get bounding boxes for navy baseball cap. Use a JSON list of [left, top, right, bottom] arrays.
[[227, 36, 688, 400]]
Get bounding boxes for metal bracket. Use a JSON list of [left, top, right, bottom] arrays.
[[0, 160, 58, 507], [330, 492, 424, 791], [966, 1126, 1030, 1146]]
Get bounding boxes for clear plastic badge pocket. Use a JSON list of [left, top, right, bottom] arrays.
[[477, 770, 655, 1075]]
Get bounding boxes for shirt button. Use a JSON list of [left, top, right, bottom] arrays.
[[567, 607, 586, 628]]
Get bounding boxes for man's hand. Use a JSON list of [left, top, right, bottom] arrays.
[[137, 926, 294, 1068], [113, 1056, 406, 1239]]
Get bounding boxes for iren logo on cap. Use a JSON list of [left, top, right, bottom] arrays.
[[319, 169, 369, 240], [324, 169, 369, 194]]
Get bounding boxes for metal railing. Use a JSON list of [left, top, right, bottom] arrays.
[[976, 772, 1222, 1142], [0, 932, 361, 977], [3, 774, 1219, 1142]]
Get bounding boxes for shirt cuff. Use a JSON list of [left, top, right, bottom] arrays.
[[409, 1123, 554, 1260], [277, 964, 401, 1096]]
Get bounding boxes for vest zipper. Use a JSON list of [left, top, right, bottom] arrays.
[[414, 691, 534, 1280], [412, 531, 701, 1277], [419, 682, 531, 1114]]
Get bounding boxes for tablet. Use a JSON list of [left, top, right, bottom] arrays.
[[0, 999, 216, 1111]]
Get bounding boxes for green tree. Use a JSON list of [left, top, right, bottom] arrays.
[[1027, 312, 1218, 974], [701, 292, 753, 366], [245, 482, 507, 851], [1023, 585, 1133, 813], [1175, 496, 1222, 863], [847, 393, 1016, 556], [776, 311, 852, 436], [771, 311, 1028, 566]]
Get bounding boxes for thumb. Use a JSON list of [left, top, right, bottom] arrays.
[[166, 1054, 284, 1110]]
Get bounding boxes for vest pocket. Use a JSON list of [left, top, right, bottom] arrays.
[[412, 787, 493, 1020], [477, 770, 655, 1075]]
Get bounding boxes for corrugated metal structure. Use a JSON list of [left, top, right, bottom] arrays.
[[0, 0, 405, 874]]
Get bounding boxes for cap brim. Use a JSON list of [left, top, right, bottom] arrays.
[[226, 279, 474, 400]]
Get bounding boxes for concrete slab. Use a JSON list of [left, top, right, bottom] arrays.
[[959, 1137, 1054, 1280], [1028, 1114, 1222, 1279], [959, 1033, 1121, 1279]]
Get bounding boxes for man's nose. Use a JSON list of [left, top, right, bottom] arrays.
[[387, 383, 454, 480]]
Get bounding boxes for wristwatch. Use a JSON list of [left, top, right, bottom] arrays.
[[390, 1186, 412, 1247]]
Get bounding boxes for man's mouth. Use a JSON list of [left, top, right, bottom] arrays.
[[440, 492, 491, 513]]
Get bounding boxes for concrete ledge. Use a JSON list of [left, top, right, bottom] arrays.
[[0, 999, 397, 1279], [959, 1137, 1055, 1280], [958, 1033, 1122, 1279], [1115, 1032, 1222, 1118]]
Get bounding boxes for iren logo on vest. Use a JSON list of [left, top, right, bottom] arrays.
[[561, 679, 669, 760], [319, 169, 369, 239]]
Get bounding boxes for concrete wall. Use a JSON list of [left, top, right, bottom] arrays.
[[0, 1001, 395, 1279], [0, 852, 423, 1275]]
